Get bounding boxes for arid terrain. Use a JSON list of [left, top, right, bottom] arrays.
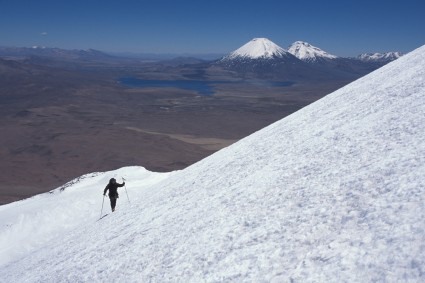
[[0, 55, 362, 204]]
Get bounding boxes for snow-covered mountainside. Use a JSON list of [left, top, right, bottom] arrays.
[[288, 41, 338, 62], [1, 45, 424, 282], [358, 51, 403, 63], [222, 38, 291, 60]]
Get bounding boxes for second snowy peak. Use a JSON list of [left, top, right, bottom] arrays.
[[288, 41, 338, 63]]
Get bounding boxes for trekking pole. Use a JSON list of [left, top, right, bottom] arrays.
[[100, 195, 105, 218], [123, 177, 130, 203]]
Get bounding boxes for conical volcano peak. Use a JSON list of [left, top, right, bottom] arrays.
[[226, 38, 290, 59], [288, 41, 337, 62]]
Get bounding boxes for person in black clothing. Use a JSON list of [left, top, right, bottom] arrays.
[[103, 178, 125, 212]]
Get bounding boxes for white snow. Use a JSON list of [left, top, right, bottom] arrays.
[[358, 52, 403, 62], [288, 41, 338, 62], [224, 38, 290, 59], [0, 167, 172, 267], [1, 45, 425, 282]]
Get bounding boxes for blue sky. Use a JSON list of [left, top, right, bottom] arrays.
[[0, 0, 424, 56]]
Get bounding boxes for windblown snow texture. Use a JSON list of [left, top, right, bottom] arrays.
[[1, 45, 425, 282]]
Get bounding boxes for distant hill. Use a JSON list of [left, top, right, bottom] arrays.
[[358, 52, 403, 63], [0, 46, 115, 61]]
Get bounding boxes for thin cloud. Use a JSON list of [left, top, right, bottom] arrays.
[[41, 32, 48, 36]]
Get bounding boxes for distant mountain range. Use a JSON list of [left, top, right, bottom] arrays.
[[218, 38, 401, 64], [357, 52, 403, 62], [216, 38, 403, 80], [0, 40, 404, 81], [0, 46, 115, 61], [0, 41, 402, 64]]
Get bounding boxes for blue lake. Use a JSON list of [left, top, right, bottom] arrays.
[[119, 77, 294, 96]]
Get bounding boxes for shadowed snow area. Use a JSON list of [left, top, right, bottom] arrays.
[[1, 45, 425, 282]]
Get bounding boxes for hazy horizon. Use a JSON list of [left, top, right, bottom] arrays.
[[1, 0, 424, 57], [0, 40, 414, 60]]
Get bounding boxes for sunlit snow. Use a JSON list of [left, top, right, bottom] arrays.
[[225, 38, 289, 59], [288, 41, 337, 62]]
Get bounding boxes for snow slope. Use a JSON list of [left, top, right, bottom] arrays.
[[224, 38, 290, 59], [288, 41, 338, 62], [1, 45, 425, 282], [0, 167, 173, 267]]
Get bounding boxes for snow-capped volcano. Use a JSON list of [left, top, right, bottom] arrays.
[[216, 38, 390, 81], [358, 52, 403, 63], [1, 45, 425, 281], [217, 38, 307, 79], [224, 38, 291, 60], [288, 41, 338, 62]]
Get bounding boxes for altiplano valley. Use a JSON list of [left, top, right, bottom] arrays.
[[0, 38, 401, 204]]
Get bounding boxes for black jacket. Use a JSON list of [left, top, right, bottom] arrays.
[[104, 181, 125, 198]]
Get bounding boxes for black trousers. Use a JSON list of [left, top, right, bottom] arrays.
[[109, 196, 118, 211]]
